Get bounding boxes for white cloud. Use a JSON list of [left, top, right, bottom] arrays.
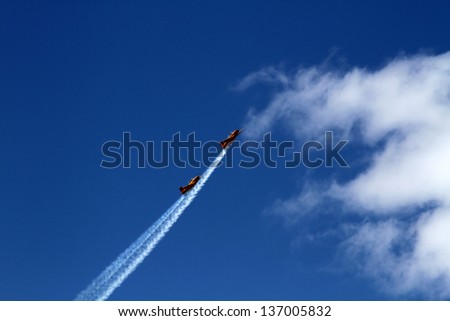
[[233, 66, 290, 91], [266, 182, 327, 225], [243, 52, 450, 298], [343, 207, 450, 298]]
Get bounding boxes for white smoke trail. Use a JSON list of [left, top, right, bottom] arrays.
[[75, 197, 184, 300], [76, 149, 227, 300]]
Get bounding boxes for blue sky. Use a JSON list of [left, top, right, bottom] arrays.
[[1, 1, 450, 300]]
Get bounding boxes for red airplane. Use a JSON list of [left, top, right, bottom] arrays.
[[220, 129, 243, 149], [179, 175, 201, 194]]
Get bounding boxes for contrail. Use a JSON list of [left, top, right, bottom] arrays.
[[76, 149, 227, 300], [75, 197, 184, 301]]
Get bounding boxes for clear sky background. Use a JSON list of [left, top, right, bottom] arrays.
[[1, 1, 450, 300]]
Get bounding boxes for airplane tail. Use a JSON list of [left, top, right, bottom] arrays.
[[220, 141, 226, 148]]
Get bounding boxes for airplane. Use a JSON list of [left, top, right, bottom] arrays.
[[220, 129, 243, 149], [179, 175, 201, 194]]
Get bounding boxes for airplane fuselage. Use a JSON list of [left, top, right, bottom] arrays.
[[220, 129, 243, 149], [179, 175, 201, 194]]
